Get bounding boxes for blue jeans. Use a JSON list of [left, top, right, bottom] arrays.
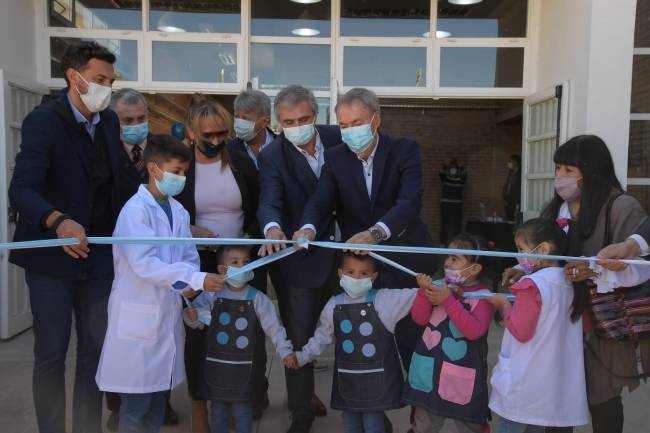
[[25, 250, 112, 433], [497, 417, 545, 433], [118, 392, 167, 433], [211, 401, 252, 433], [342, 411, 385, 433]]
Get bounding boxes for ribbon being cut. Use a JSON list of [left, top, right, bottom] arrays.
[[2, 236, 649, 300]]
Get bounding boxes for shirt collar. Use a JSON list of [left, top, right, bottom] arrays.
[[66, 93, 100, 127], [295, 129, 323, 158], [357, 140, 378, 164], [245, 129, 274, 154]]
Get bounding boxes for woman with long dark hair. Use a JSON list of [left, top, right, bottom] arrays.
[[504, 135, 649, 433]]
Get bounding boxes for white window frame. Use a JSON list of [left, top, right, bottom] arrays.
[[33, 0, 537, 98], [627, 46, 650, 188]]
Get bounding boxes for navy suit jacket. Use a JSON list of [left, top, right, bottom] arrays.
[[300, 133, 436, 287], [257, 125, 341, 289], [9, 92, 121, 278]]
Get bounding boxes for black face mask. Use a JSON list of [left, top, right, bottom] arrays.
[[196, 139, 225, 158]]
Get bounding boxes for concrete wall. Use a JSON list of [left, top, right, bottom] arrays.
[[533, 0, 637, 185], [0, 0, 37, 81]]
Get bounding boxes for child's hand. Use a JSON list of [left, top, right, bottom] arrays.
[[502, 267, 525, 287], [416, 273, 434, 291], [424, 279, 452, 305], [181, 288, 199, 298], [283, 353, 299, 369], [485, 293, 510, 310], [184, 307, 198, 322], [203, 273, 226, 292]]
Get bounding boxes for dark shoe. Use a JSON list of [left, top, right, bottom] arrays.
[[311, 395, 327, 417], [252, 393, 270, 421], [106, 411, 119, 432], [163, 402, 179, 426], [286, 417, 313, 433]]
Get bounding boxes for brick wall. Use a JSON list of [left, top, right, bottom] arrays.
[[379, 101, 522, 244]]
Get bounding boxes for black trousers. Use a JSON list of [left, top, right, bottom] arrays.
[[271, 266, 338, 422], [440, 202, 463, 245], [105, 391, 171, 413], [184, 250, 269, 402]]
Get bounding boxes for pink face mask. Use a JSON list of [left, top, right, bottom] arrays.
[[554, 175, 582, 202], [517, 244, 542, 274], [444, 264, 475, 286]]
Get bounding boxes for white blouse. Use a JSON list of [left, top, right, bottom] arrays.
[[195, 160, 244, 238]]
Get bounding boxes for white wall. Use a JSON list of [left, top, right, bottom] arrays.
[[533, 0, 637, 185], [0, 0, 37, 81]]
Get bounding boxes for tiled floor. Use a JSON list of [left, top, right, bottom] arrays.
[[1, 324, 648, 433]]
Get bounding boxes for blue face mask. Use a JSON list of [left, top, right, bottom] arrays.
[[197, 309, 212, 326], [341, 114, 376, 154], [121, 122, 149, 145], [234, 117, 257, 142], [154, 166, 186, 197], [226, 266, 254, 288], [340, 274, 373, 299], [284, 122, 315, 147]]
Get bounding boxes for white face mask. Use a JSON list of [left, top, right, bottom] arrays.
[[75, 71, 112, 113], [284, 122, 315, 147]]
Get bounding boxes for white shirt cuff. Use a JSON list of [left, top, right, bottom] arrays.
[[190, 272, 207, 292], [300, 224, 317, 236], [263, 222, 281, 237], [629, 234, 650, 256], [376, 222, 391, 240]]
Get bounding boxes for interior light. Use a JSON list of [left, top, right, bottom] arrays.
[[291, 28, 320, 37], [290, 0, 322, 4], [449, 0, 483, 5], [423, 31, 452, 38], [158, 25, 186, 33]]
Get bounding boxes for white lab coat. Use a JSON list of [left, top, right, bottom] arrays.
[[96, 185, 206, 394]]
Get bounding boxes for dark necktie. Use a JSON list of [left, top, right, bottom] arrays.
[[131, 144, 146, 180]]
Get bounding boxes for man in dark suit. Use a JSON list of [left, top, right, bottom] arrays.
[[294, 87, 437, 369], [257, 85, 341, 433], [8, 41, 121, 433], [229, 89, 276, 169], [111, 88, 150, 208]]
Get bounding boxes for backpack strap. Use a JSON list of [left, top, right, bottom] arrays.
[[365, 289, 378, 303]]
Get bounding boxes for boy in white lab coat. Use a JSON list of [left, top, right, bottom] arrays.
[[96, 134, 224, 433]]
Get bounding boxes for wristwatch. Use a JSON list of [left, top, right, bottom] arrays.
[[368, 225, 386, 242]]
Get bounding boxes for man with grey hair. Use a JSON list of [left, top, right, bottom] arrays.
[[230, 89, 276, 169], [257, 84, 341, 433], [295, 86, 437, 372], [110, 88, 152, 208]]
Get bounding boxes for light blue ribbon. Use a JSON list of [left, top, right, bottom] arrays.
[[225, 246, 300, 280], [1, 236, 649, 268]]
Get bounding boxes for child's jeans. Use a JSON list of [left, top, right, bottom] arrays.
[[413, 406, 482, 433], [342, 411, 385, 433], [118, 391, 167, 433], [497, 417, 545, 433], [211, 400, 252, 433]]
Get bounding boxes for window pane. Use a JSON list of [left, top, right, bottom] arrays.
[[627, 186, 650, 213], [628, 120, 650, 178], [631, 56, 650, 113], [437, 0, 528, 38], [50, 37, 138, 81], [149, 0, 240, 33], [440, 47, 524, 87], [152, 42, 237, 83], [635, 0, 650, 47], [343, 47, 426, 87], [251, 44, 330, 91], [48, 0, 142, 30], [251, 0, 330, 37], [340, 0, 429, 37]]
